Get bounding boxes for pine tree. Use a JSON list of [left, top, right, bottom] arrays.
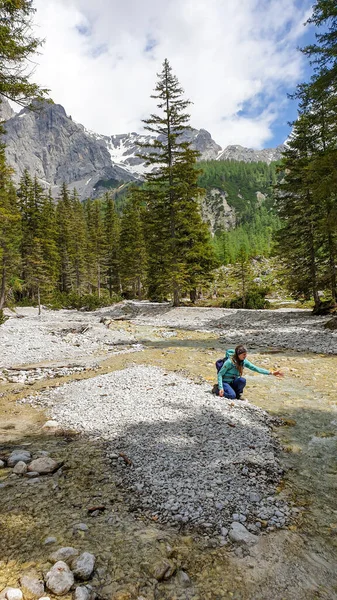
[[139, 59, 217, 305], [0, 0, 48, 108], [56, 183, 74, 293], [103, 193, 121, 298], [119, 187, 147, 298], [86, 198, 106, 297], [232, 245, 252, 309], [70, 189, 87, 294], [0, 145, 21, 308]]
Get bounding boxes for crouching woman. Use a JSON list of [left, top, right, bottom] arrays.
[[217, 344, 283, 400]]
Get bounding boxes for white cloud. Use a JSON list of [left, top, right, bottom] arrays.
[[31, 0, 313, 148]]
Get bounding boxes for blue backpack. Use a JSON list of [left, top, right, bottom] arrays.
[[215, 349, 234, 373]]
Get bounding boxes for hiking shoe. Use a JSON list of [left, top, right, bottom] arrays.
[[237, 395, 247, 401]]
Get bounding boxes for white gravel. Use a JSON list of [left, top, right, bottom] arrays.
[[22, 365, 291, 533]]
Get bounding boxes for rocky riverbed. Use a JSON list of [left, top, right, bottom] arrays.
[[1, 303, 337, 600]]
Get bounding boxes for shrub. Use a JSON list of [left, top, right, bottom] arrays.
[[224, 286, 270, 309]]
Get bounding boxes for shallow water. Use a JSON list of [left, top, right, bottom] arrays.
[[1, 322, 337, 599]]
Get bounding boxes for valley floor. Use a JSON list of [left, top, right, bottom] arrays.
[[0, 303, 337, 600]]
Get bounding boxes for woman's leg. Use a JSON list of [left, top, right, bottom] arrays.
[[221, 382, 236, 399], [231, 377, 246, 398]]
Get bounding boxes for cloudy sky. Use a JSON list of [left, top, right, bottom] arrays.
[[32, 0, 315, 149]]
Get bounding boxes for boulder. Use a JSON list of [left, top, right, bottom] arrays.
[[28, 458, 59, 475], [45, 561, 74, 595], [71, 553, 95, 581], [7, 450, 31, 467]]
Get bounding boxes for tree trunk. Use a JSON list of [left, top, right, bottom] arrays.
[[190, 288, 197, 303], [0, 267, 6, 309], [37, 286, 41, 315], [137, 276, 142, 300], [173, 284, 180, 307]]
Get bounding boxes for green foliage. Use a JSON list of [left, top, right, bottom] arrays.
[[0, 309, 6, 324], [0, 0, 48, 107], [138, 59, 218, 305], [225, 286, 270, 309], [198, 160, 278, 221], [47, 291, 121, 311]]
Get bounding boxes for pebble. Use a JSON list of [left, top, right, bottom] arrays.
[[42, 421, 60, 430], [45, 561, 74, 595], [73, 523, 89, 532], [0, 459, 5, 468], [5, 589, 23, 600], [50, 547, 79, 564], [44, 537, 57, 545], [13, 461, 28, 475], [74, 587, 93, 600]]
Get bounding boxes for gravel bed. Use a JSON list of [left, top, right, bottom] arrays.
[[101, 302, 337, 354], [21, 365, 292, 536]]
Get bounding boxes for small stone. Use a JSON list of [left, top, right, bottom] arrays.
[[229, 522, 258, 546], [25, 472, 40, 478], [50, 547, 79, 565], [28, 458, 59, 475], [19, 574, 45, 599], [13, 461, 28, 475], [8, 450, 31, 467], [42, 421, 60, 430], [38, 597, 51, 600], [220, 527, 228, 537], [73, 523, 88, 532], [74, 586, 92, 600], [6, 588, 23, 600], [0, 459, 5, 468], [249, 492, 261, 503], [150, 559, 173, 581], [45, 561, 74, 595], [44, 537, 57, 545], [71, 553, 96, 580], [175, 570, 190, 586]]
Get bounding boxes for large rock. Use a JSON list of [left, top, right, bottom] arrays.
[[0, 588, 23, 600], [7, 450, 31, 467], [50, 547, 79, 565], [28, 457, 59, 474], [19, 574, 44, 599], [45, 561, 74, 595], [228, 522, 258, 546], [71, 553, 95, 581]]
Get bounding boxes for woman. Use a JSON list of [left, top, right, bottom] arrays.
[[217, 344, 283, 400]]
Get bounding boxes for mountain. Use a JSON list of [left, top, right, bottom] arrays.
[[0, 99, 285, 203], [217, 144, 285, 164]]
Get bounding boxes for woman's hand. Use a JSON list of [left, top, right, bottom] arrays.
[[272, 370, 284, 378], [219, 389, 224, 397]]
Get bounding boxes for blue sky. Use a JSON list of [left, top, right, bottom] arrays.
[[32, 0, 316, 149]]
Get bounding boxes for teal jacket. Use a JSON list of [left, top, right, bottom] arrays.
[[217, 358, 271, 390]]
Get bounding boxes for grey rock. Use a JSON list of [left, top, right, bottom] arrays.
[[149, 559, 175, 582], [45, 561, 74, 595], [229, 522, 258, 546], [249, 492, 261, 503], [5, 588, 23, 600], [44, 536, 57, 545], [50, 547, 79, 565], [71, 553, 96, 580], [74, 586, 93, 600], [19, 575, 45, 599], [73, 523, 88, 532], [7, 450, 31, 467], [28, 457, 59, 474], [175, 570, 190, 587], [25, 471, 40, 478], [13, 461, 28, 475], [0, 459, 5, 468]]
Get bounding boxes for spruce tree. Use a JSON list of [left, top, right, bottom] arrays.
[[139, 59, 217, 305], [0, 145, 21, 308], [0, 0, 48, 107], [56, 183, 74, 293], [70, 189, 87, 294], [103, 193, 121, 298], [119, 187, 147, 299], [86, 198, 106, 297]]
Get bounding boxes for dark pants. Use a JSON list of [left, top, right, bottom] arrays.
[[221, 377, 246, 399]]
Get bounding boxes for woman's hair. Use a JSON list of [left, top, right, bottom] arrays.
[[232, 344, 247, 376]]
